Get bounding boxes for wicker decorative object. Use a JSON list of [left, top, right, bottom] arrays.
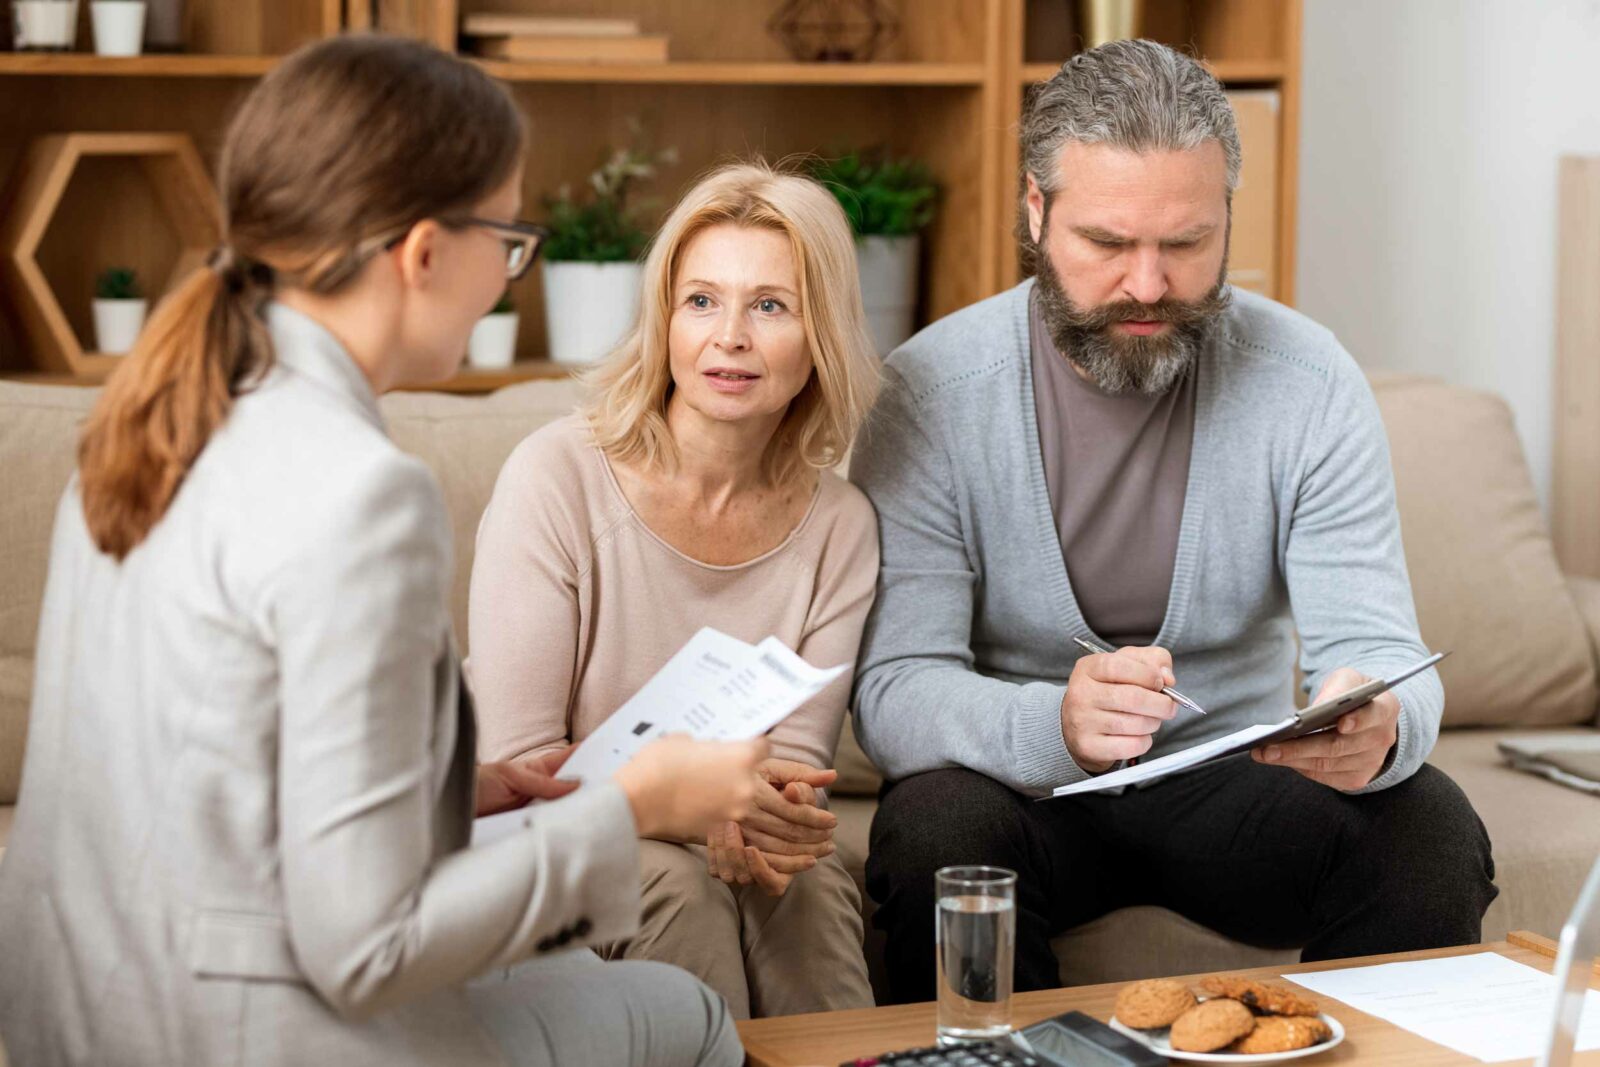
[[767, 0, 898, 62]]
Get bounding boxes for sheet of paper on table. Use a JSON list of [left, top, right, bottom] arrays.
[[1284, 951, 1600, 1062], [471, 627, 847, 847]]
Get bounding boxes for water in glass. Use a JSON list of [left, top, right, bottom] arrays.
[[936, 891, 1015, 1045]]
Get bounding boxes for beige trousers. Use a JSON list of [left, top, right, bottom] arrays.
[[599, 840, 874, 1019]]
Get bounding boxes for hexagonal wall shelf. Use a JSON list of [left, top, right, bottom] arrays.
[[0, 133, 221, 377]]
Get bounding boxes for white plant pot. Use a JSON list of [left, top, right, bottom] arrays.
[[541, 261, 643, 365], [92, 298, 147, 354], [91, 1, 147, 56], [467, 312, 519, 370], [13, 0, 80, 50], [855, 234, 920, 356]]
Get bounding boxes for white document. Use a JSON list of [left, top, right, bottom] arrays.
[[1284, 952, 1600, 1063], [1049, 718, 1286, 797], [471, 628, 846, 847], [1048, 653, 1445, 798]]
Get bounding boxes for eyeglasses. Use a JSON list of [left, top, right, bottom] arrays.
[[444, 215, 551, 281], [372, 216, 552, 281]]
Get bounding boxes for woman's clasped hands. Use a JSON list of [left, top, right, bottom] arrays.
[[706, 757, 839, 897]]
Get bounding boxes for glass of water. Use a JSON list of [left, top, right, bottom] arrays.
[[935, 865, 1017, 1046]]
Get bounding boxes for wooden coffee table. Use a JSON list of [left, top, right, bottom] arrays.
[[737, 931, 1600, 1066]]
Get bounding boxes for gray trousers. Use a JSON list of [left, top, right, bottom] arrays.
[[466, 949, 742, 1067]]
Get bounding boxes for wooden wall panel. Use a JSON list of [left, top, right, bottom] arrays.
[[1225, 89, 1279, 299], [183, 0, 340, 55], [1554, 156, 1600, 578]]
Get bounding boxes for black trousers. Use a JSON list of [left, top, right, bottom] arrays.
[[865, 758, 1498, 1004]]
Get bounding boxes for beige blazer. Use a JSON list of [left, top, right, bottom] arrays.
[[0, 305, 641, 1067]]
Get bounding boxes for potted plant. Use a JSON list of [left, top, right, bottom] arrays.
[[809, 151, 938, 355], [540, 126, 675, 365], [91, 0, 147, 56], [467, 292, 519, 370], [92, 267, 146, 355]]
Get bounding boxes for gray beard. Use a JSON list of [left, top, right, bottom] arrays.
[[1033, 240, 1231, 397]]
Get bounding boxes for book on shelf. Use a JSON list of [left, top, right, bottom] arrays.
[[472, 34, 670, 64], [461, 14, 642, 38]]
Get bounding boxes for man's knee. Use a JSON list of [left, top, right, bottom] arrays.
[[866, 769, 1031, 906], [1360, 764, 1497, 911]]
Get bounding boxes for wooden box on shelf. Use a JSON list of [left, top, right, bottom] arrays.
[[0, 132, 221, 376]]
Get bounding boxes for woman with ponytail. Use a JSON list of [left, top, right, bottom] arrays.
[[0, 35, 753, 1067]]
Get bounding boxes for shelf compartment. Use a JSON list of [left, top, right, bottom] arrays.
[[0, 132, 221, 375]]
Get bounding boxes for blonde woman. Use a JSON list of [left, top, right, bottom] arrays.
[[469, 161, 881, 1018]]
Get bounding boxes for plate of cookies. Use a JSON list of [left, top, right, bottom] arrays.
[[1109, 975, 1344, 1062]]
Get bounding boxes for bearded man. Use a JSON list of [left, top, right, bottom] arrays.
[[849, 39, 1496, 1003]]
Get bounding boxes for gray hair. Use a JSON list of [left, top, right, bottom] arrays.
[[1021, 39, 1241, 203]]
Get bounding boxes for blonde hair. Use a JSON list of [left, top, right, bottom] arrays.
[[586, 160, 881, 486]]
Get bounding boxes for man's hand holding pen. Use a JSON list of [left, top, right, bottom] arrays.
[[1060, 645, 1181, 774]]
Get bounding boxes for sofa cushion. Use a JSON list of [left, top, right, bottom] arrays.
[[379, 378, 589, 652], [833, 714, 881, 796], [1563, 576, 1600, 728], [0, 383, 99, 804], [1426, 727, 1600, 941], [1373, 375, 1598, 727]]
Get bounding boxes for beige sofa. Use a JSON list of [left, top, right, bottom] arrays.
[[2, 373, 1598, 1009]]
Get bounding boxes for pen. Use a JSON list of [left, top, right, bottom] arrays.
[[1071, 636, 1207, 716]]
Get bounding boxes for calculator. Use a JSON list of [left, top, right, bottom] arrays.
[[837, 1010, 1165, 1067]]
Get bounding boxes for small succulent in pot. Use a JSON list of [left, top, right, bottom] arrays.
[[92, 266, 148, 355], [95, 267, 142, 301]]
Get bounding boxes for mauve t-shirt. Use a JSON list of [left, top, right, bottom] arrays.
[[1029, 292, 1196, 648]]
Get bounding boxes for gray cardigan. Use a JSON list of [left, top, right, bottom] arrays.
[[850, 280, 1442, 797]]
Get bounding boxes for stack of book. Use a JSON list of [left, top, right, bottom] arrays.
[[462, 14, 670, 63]]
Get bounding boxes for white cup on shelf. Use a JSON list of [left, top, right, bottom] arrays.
[[467, 310, 519, 370], [91, 0, 147, 57], [13, 0, 81, 51], [92, 297, 148, 354]]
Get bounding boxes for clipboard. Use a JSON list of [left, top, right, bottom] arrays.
[[1249, 650, 1449, 749], [1046, 651, 1449, 798]]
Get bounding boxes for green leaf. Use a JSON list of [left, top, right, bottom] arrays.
[[95, 267, 140, 300], [807, 151, 939, 237], [541, 122, 675, 262]]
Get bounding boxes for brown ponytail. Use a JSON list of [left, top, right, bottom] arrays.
[[78, 34, 527, 559]]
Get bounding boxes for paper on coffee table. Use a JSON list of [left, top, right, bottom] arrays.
[[1284, 951, 1600, 1062]]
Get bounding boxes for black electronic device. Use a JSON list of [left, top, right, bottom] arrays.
[[835, 1010, 1165, 1067]]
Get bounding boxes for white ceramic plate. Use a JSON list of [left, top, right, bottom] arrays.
[[1109, 1012, 1345, 1063]]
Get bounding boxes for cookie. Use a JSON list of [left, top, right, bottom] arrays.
[[1198, 975, 1321, 1017], [1114, 978, 1197, 1029], [1229, 1015, 1333, 1054], [1169, 998, 1256, 1053]]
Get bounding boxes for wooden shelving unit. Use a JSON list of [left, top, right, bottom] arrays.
[[0, 0, 1302, 391]]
